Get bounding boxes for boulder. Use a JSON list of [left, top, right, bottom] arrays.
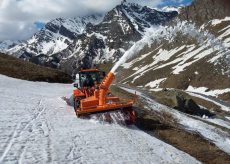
[[171, 92, 201, 115], [172, 94, 185, 111], [184, 99, 201, 114]]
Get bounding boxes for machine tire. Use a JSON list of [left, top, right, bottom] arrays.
[[74, 97, 83, 110]]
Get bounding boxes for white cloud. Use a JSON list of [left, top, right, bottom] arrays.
[[127, 0, 162, 7], [0, 0, 163, 41]]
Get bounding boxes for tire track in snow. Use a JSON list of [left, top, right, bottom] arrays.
[[42, 117, 53, 163], [18, 145, 27, 164], [0, 99, 48, 163], [18, 99, 46, 133], [0, 123, 21, 163], [68, 134, 87, 162], [20, 98, 53, 163]]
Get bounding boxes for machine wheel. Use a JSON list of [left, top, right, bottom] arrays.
[[74, 97, 83, 110]]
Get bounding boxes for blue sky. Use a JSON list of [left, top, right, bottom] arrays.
[[0, 0, 193, 41], [34, 22, 45, 30], [158, 0, 193, 7]]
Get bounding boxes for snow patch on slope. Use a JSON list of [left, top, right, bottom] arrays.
[[157, 6, 182, 13], [210, 17, 230, 26], [145, 78, 166, 88], [186, 86, 230, 97], [119, 19, 230, 84]]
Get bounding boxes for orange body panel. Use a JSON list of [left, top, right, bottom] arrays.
[[76, 101, 133, 115], [80, 96, 120, 110], [73, 89, 85, 97]]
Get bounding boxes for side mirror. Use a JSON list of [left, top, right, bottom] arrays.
[[73, 83, 78, 88]]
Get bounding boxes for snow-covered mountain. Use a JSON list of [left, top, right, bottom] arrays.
[[51, 3, 177, 75], [5, 2, 177, 75], [7, 14, 104, 59], [0, 40, 21, 53]]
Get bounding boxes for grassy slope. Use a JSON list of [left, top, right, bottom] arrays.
[[0, 53, 72, 83]]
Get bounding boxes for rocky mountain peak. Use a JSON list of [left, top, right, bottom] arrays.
[[54, 3, 178, 74], [179, 0, 230, 25]]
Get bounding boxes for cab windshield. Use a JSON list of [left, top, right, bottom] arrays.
[[79, 72, 100, 87]]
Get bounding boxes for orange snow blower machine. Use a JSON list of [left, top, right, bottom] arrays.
[[73, 69, 136, 124]]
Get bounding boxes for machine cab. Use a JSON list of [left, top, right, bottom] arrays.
[[74, 69, 105, 88]]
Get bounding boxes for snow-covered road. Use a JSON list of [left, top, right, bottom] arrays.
[[0, 75, 199, 163]]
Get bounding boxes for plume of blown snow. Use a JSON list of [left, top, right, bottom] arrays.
[[111, 29, 154, 73], [111, 20, 230, 74]]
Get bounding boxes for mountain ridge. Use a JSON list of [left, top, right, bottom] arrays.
[[114, 0, 230, 101], [3, 2, 178, 75]]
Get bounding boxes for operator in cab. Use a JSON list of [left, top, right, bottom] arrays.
[[83, 74, 94, 87]]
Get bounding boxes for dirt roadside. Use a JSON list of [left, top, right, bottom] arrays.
[[110, 85, 230, 164]]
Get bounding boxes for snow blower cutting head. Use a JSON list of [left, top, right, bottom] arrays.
[[73, 69, 136, 124]]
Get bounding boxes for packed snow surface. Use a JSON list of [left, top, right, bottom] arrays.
[[0, 75, 199, 163]]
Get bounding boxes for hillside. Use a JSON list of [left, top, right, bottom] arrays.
[[0, 53, 72, 83], [114, 0, 230, 102]]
